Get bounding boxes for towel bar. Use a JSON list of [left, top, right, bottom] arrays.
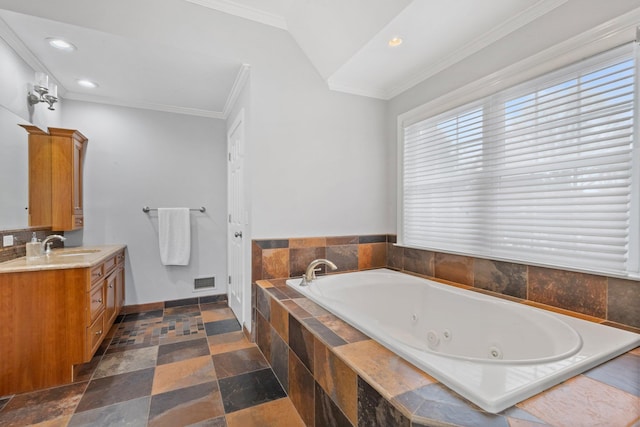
[[142, 206, 206, 213]]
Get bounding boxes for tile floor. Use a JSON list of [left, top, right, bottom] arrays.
[[0, 302, 305, 427]]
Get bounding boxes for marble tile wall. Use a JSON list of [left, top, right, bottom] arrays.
[[252, 235, 388, 283], [387, 238, 639, 330], [0, 226, 63, 262], [253, 234, 639, 332]]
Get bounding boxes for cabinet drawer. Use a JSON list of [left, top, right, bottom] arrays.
[[103, 255, 117, 276], [90, 264, 104, 286], [116, 250, 125, 266], [86, 312, 105, 359], [89, 284, 104, 323]]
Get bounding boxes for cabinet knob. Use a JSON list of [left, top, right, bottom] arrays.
[[93, 298, 103, 303], [95, 330, 103, 336], [108, 284, 113, 288]]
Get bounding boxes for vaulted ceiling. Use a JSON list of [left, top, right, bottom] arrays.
[[0, 0, 638, 118]]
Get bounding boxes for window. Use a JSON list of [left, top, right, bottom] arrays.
[[400, 43, 639, 278]]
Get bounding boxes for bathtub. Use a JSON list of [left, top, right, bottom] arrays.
[[285, 268, 640, 413]]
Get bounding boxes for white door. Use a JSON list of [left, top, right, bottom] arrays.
[[227, 110, 245, 324]]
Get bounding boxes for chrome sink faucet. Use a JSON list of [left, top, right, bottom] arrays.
[[42, 234, 66, 255], [301, 258, 337, 286]]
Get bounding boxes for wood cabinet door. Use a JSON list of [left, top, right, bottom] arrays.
[[72, 138, 83, 217], [104, 270, 117, 327], [115, 265, 125, 314]]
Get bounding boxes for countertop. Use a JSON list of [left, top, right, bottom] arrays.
[[0, 245, 126, 273]]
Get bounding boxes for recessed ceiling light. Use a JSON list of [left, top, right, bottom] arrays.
[[77, 79, 98, 88], [388, 36, 403, 48], [46, 38, 76, 52]]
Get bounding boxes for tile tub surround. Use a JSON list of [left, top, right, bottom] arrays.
[[253, 235, 639, 330], [0, 226, 63, 262], [255, 278, 640, 427]]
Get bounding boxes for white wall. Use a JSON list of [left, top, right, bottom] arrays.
[[0, 35, 61, 231], [62, 100, 228, 305], [243, 27, 391, 238], [0, 35, 61, 130]]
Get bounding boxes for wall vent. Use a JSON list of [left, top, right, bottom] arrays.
[[194, 276, 215, 291]]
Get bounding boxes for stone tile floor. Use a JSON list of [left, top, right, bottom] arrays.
[[0, 302, 304, 427]]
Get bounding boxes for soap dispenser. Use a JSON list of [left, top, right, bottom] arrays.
[[26, 232, 42, 259]]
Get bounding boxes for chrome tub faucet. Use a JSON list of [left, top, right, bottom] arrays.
[[300, 258, 337, 286]]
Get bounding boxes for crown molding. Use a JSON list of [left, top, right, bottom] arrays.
[[386, 0, 568, 99], [62, 64, 252, 119], [184, 0, 287, 30], [326, 79, 388, 100], [62, 91, 226, 119], [222, 64, 250, 118], [399, 6, 640, 126]]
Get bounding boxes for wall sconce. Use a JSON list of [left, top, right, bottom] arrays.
[[27, 72, 58, 110]]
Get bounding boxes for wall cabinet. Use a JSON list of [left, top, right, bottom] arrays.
[[0, 247, 125, 395], [21, 125, 52, 227], [50, 128, 87, 230], [20, 126, 87, 231]]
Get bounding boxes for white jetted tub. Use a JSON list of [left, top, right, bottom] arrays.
[[286, 268, 640, 413]]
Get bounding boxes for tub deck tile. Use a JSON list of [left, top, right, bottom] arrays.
[[516, 375, 640, 427], [334, 340, 436, 400], [255, 279, 273, 289], [264, 287, 289, 301], [412, 399, 510, 427], [281, 300, 313, 319], [583, 352, 640, 397], [396, 383, 518, 426], [501, 406, 549, 425], [291, 297, 331, 317], [279, 286, 305, 300], [316, 313, 370, 343], [301, 318, 347, 347], [394, 383, 480, 414]]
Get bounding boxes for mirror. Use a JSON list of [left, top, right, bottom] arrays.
[[0, 104, 29, 230]]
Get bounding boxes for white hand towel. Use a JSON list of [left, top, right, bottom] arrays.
[[158, 208, 191, 266]]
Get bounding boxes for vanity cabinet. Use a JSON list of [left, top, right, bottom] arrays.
[[20, 126, 87, 231], [0, 246, 125, 396], [85, 249, 124, 360]]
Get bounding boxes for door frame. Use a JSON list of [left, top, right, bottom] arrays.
[[226, 109, 249, 329]]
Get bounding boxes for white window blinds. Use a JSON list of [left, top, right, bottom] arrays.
[[401, 43, 639, 278]]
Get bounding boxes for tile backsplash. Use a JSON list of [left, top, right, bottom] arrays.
[[253, 234, 639, 331], [0, 227, 63, 262]]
